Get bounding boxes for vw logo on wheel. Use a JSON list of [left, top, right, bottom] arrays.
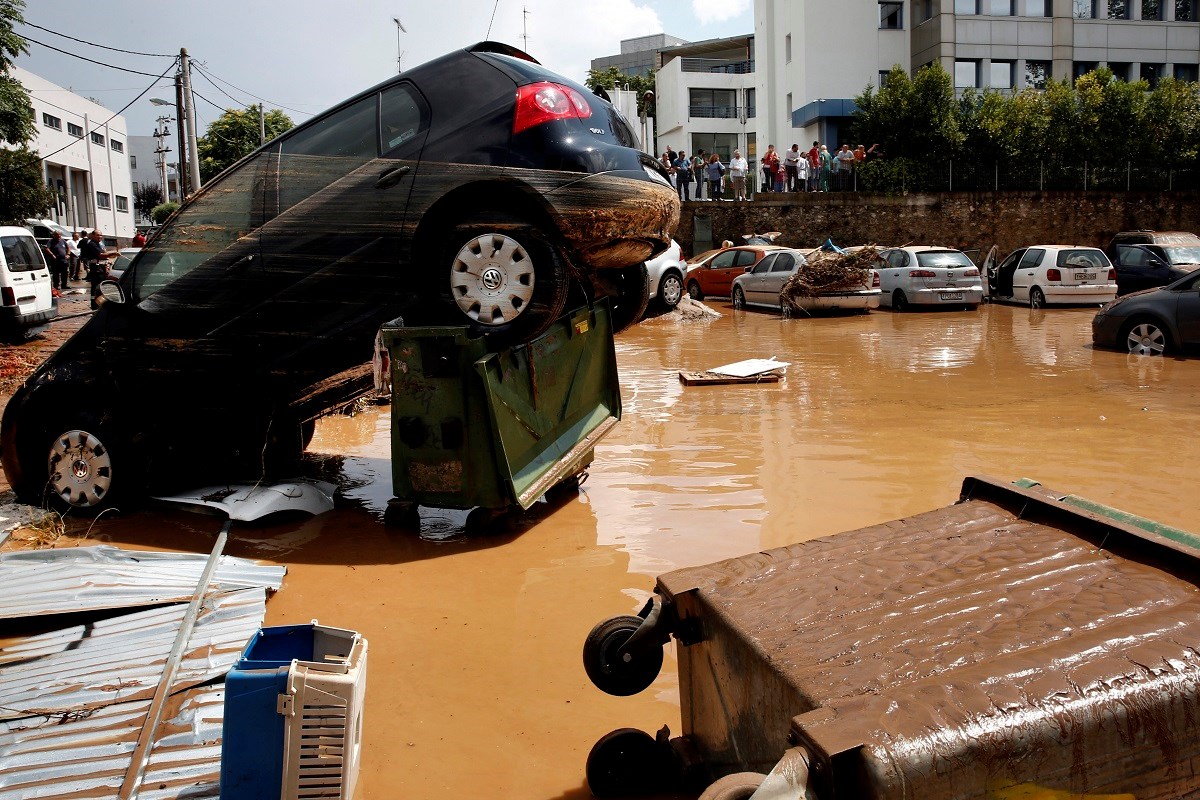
[[481, 267, 504, 291]]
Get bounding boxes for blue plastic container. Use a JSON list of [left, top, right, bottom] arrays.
[[220, 624, 347, 799]]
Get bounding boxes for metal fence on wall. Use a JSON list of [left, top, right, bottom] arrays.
[[869, 160, 1200, 194]]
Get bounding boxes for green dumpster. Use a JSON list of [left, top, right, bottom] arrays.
[[382, 302, 621, 512]]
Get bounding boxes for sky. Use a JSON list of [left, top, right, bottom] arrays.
[[16, 0, 753, 138]]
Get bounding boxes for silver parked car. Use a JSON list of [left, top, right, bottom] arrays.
[[877, 246, 983, 311], [731, 248, 881, 313]]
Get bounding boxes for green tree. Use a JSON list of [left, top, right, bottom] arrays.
[[151, 201, 179, 225], [0, 147, 54, 218], [197, 104, 293, 182], [133, 183, 164, 220], [585, 66, 656, 117], [0, 1, 52, 219], [1142, 77, 1200, 168]]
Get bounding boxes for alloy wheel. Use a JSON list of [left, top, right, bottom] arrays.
[[1127, 322, 1167, 356]]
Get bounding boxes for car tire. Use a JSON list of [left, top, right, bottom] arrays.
[[686, 281, 704, 301], [698, 772, 768, 800], [445, 215, 569, 344], [593, 263, 651, 333], [732, 286, 746, 310], [26, 409, 129, 514], [658, 270, 683, 309], [1122, 317, 1171, 356], [892, 289, 908, 312], [1029, 287, 1046, 309]]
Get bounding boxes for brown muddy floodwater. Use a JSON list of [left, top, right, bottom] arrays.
[[53, 301, 1200, 799]]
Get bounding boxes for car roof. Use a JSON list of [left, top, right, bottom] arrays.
[[0, 226, 36, 237], [1025, 245, 1103, 250], [890, 245, 959, 253], [688, 244, 786, 264]]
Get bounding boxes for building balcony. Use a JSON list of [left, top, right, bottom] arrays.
[[680, 57, 755, 74], [689, 105, 743, 119]]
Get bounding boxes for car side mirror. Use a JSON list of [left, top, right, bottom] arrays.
[[744, 266, 752, 272], [98, 280, 126, 305]]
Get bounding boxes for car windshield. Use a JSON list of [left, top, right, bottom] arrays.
[[1, 235, 43, 273], [1056, 249, 1109, 269], [915, 251, 973, 269], [1162, 246, 1200, 265]]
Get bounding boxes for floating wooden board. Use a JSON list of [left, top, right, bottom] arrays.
[[679, 370, 783, 386]]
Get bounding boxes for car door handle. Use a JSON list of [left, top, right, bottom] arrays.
[[375, 165, 411, 189]]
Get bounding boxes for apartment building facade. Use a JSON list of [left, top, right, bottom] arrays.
[[17, 65, 136, 241], [753, 0, 1200, 151], [653, 36, 758, 171]]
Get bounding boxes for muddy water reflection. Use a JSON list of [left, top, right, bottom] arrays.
[[61, 302, 1200, 799]]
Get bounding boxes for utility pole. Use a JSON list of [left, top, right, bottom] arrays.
[[179, 48, 202, 194], [153, 114, 173, 207], [258, 104, 266, 145], [393, 17, 406, 74], [174, 72, 189, 199], [521, 7, 530, 51]]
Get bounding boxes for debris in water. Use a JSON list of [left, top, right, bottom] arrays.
[[781, 244, 881, 304]]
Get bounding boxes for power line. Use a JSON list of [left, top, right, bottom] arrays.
[[194, 67, 252, 111], [20, 21, 174, 58], [191, 63, 312, 117], [23, 34, 173, 77]]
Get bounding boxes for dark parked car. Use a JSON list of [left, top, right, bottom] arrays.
[[1, 42, 679, 511], [1105, 230, 1200, 295], [1092, 268, 1200, 355]]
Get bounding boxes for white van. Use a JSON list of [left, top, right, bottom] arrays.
[[0, 226, 58, 336]]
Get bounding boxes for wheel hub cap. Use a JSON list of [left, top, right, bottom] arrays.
[[48, 429, 113, 507], [450, 233, 536, 326]]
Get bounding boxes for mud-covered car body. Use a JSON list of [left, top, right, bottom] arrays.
[[730, 248, 881, 313], [0, 42, 678, 509]]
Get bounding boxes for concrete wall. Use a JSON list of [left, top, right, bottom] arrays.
[[674, 191, 1200, 260]]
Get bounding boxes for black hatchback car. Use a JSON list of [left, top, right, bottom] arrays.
[[1, 42, 678, 511], [1092, 268, 1200, 355]]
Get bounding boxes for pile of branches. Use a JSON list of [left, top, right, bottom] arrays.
[[782, 245, 882, 304]]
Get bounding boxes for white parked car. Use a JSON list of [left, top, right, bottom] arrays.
[[985, 245, 1118, 307], [644, 239, 685, 312], [0, 226, 58, 337], [731, 248, 881, 313], [108, 247, 142, 280], [877, 246, 983, 310]]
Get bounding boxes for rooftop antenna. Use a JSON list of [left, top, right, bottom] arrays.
[[393, 17, 407, 73], [521, 6, 530, 52]]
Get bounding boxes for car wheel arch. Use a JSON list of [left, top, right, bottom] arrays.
[[1120, 313, 1176, 350]]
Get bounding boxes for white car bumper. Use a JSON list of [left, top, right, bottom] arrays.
[[792, 289, 882, 311], [909, 286, 984, 305], [1044, 285, 1118, 304]]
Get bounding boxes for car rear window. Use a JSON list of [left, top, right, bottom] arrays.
[[1, 235, 43, 272], [915, 251, 973, 269], [1055, 249, 1109, 269]]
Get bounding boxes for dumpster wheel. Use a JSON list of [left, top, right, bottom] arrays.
[[585, 728, 675, 798], [583, 614, 664, 696], [698, 772, 767, 800]]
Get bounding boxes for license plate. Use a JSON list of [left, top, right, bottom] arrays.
[[1075, 272, 1096, 281], [939, 292, 963, 301]]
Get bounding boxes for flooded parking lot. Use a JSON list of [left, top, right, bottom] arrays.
[[61, 301, 1200, 799]]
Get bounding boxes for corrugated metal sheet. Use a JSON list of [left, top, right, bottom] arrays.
[[0, 544, 286, 619], [0, 685, 223, 799], [0, 588, 267, 720]]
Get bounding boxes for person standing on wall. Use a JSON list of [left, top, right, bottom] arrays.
[[674, 150, 693, 202], [807, 142, 821, 192], [706, 152, 726, 201], [761, 145, 779, 194], [729, 149, 749, 201], [784, 144, 803, 192], [692, 150, 707, 200]]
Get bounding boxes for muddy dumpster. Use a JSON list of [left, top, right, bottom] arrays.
[[583, 476, 1200, 799], [382, 301, 620, 525]]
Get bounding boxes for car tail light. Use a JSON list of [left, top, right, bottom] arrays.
[[513, 82, 592, 134], [1046, 268, 1061, 281], [1108, 268, 1117, 280], [962, 268, 979, 277], [871, 270, 880, 288], [1, 287, 13, 306], [908, 269, 936, 278]]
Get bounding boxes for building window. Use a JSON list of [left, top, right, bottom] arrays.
[[1026, 0, 1052, 15], [689, 88, 739, 118], [690, 133, 739, 162], [96, 191, 111, 210], [784, 33, 791, 63], [90, 131, 105, 146], [1141, 62, 1165, 86], [1107, 61, 1133, 80], [1073, 0, 1095, 16], [915, 0, 936, 21], [787, 92, 793, 119], [129, 155, 137, 169], [132, 181, 139, 194], [110, 138, 124, 153], [115, 195, 129, 213], [955, 60, 979, 88], [1073, 61, 1099, 79], [1178, 0, 1195, 20], [1176, 63, 1199, 81], [745, 88, 756, 118], [1142, 0, 1163, 17], [42, 113, 61, 130], [956, 0, 978, 13], [1108, 0, 1129, 17], [67, 122, 83, 137], [982, 0, 1014, 13], [879, 69, 892, 87], [1025, 60, 1051, 88], [880, 2, 904, 28], [987, 60, 1015, 88]]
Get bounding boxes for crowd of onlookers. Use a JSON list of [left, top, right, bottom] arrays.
[[658, 140, 881, 201]]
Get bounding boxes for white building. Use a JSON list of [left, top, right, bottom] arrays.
[[16, 65, 136, 242], [750, 0, 1200, 153], [654, 36, 758, 172]]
